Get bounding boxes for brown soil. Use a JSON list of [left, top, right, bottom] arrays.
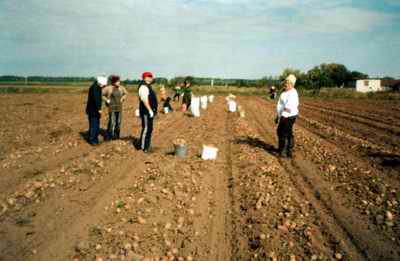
[[0, 93, 399, 261]]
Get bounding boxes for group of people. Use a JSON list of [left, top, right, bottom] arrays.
[[85, 72, 299, 158], [173, 80, 193, 111], [85, 72, 158, 153]]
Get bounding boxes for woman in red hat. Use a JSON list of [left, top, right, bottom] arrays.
[[137, 72, 158, 153]]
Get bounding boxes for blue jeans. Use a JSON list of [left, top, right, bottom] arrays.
[[107, 112, 122, 140], [88, 115, 100, 144]]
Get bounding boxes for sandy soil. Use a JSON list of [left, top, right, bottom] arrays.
[[0, 93, 399, 261]]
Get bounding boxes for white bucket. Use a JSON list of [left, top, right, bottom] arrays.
[[135, 109, 140, 117], [164, 107, 169, 114], [200, 96, 208, 109], [228, 100, 237, 112], [208, 95, 215, 103], [190, 97, 201, 117], [201, 145, 218, 160]]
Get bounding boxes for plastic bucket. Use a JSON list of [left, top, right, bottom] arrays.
[[164, 107, 169, 114], [174, 144, 188, 158], [201, 145, 218, 160]]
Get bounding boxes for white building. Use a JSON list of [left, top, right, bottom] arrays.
[[355, 79, 392, 93]]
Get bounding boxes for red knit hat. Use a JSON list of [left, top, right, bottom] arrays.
[[142, 72, 154, 79]]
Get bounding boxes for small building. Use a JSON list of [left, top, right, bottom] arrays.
[[355, 79, 396, 93]]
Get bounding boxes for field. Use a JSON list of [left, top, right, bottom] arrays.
[[0, 92, 399, 261]]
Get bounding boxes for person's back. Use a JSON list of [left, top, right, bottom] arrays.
[[163, 97, 173, 111], [86, 82, 102, 116], [86, 76, 107, 145]]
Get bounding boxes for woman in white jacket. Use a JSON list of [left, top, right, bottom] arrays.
[[276, 74, 299, 158]]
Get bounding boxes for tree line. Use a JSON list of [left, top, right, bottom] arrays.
[[0, 63, 395, 89]]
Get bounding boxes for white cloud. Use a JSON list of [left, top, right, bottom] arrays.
[[0, 0, 399, 78]]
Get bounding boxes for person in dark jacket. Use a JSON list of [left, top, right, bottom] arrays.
[[269, 86, 277, 99], [138, 72, 158, 153], [163, 97, 173, 113], [86, 76, 107, 145], [182, 79, 192, 111]]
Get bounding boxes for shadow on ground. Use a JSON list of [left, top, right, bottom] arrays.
[[234, 136, 278, 155], [367, 151, 400, 168]]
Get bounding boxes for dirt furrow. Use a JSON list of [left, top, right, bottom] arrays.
[[302, 99, 400, 123], [301, 103, 400, 135], [243, 97, 400, 260], [60, 97, 235, 261], [299, 109, 399, 151], [243, 100, 366, 260], [0, 109, 186, 261]]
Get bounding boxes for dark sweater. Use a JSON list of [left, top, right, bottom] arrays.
[[138, 82, 158, 116], [86, 82, 102, 117]]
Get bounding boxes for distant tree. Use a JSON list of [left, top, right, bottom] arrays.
[[349, 71, 369, 81], [381, 76, 395, 81], [307, 66, 334, 89], [154, 77, 168, 85], [280, 68, 308, 89], [0, 75, 25, 82], [321, 63, 349, 87], [257, 76, 280, 88]]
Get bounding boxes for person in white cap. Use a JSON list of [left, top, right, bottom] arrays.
[[275, 74, 299, 158], [85, 76, 107, 145]]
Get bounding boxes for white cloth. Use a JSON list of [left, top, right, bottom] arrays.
[[191, 97, 201, 117], [138, 85, 149, 102], [277, 88, 299, 118], [228, 100, 237, 112], [96, 76, 107, 86]]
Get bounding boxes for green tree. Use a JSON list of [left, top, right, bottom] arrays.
[[322, 63, 350, 87], [307, 66, 334, 89], [280, 68, 308, 88]]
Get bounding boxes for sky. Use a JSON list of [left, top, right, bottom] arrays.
[[0, 0, 399, 79]]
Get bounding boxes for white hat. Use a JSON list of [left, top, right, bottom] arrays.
[[96, 76, 107, 86], [286, 74, 297, 86]]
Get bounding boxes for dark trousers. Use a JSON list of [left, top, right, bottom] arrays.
[[88, 115, 100, 144], [140, 114, 154, 151], [173, 93, 180, 101], [277, 116, 296, 155], [107, 112, 122, 140]]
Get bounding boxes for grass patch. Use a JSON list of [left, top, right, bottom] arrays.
[[116, 201, 126, 209], [256, 171, 273, 177], [15, 217, 32, 226], [0, 87, 50, 94]]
